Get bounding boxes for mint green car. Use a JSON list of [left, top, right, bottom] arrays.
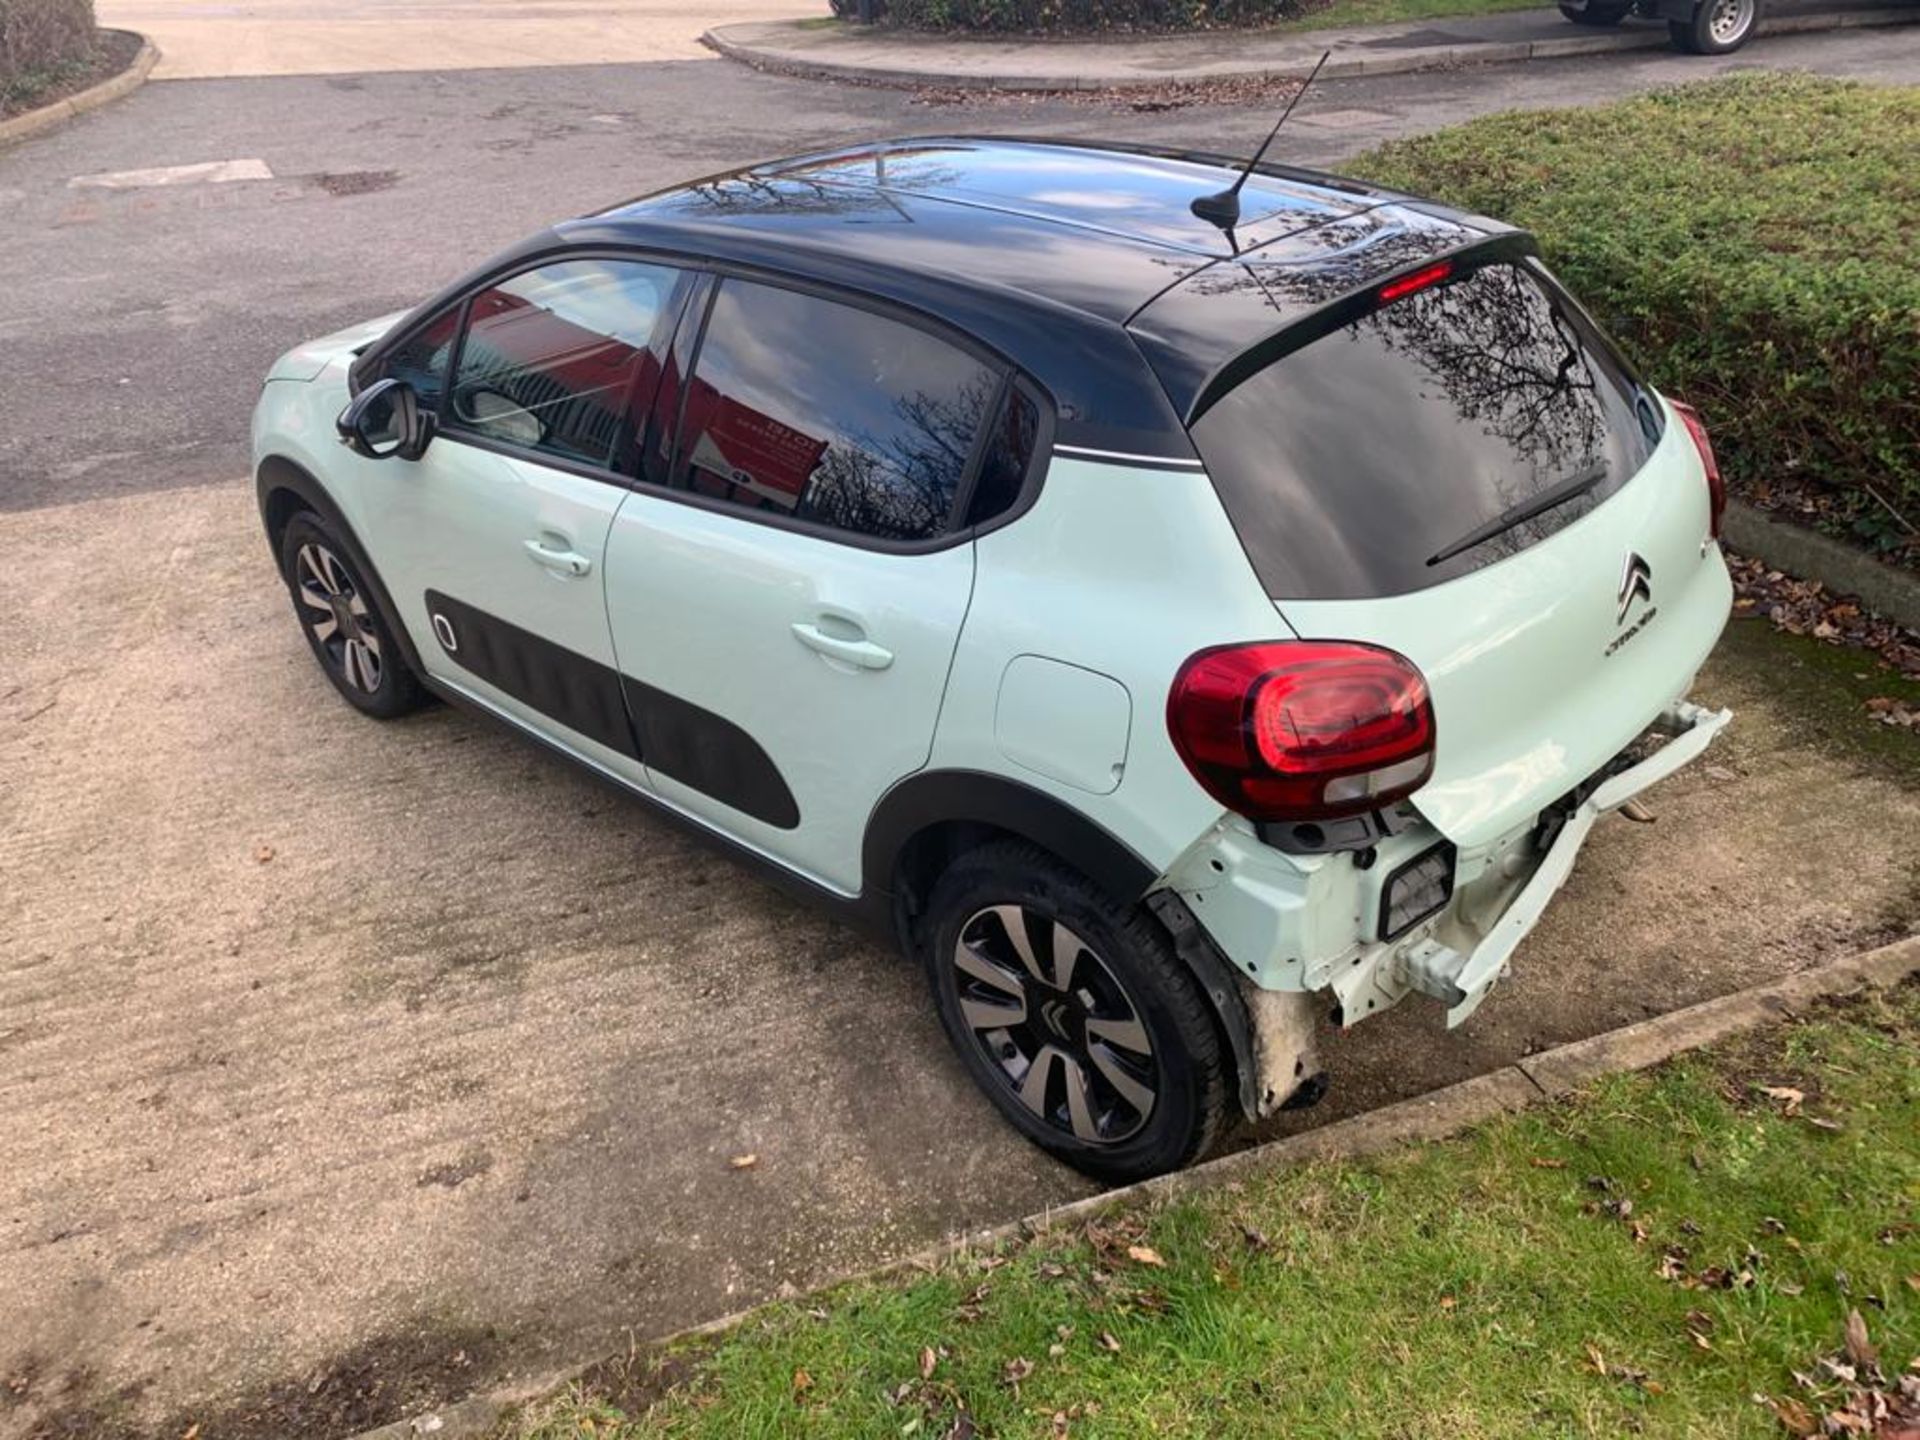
[[252, 138, 1732, 1181]]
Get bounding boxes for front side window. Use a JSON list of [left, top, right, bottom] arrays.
[[676, 280, 1001, 543], [449, 258, 679, 470]]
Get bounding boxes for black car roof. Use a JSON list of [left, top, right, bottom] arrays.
[[375, 138, 1515, 459]]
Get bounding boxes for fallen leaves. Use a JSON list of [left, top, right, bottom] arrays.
[[1757, 1308, 1920, 1439], [1843, 1309, 1878, 1368], [1124, 1245, 1165, 1269], [727, 1153, 758, 1170], [253, 842, 275, 864], [1757, 1084, 1806, 1117], [1726, 553, 1920, 686]]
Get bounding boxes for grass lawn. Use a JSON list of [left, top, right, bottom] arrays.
[[505, 982, 1920, 1438], [1279, 0, 1544, 32], [1350, 74, 1920, 566], [853, 0, 1550, 39]]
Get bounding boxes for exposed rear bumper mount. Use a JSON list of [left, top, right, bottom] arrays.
[[1392, 699, 1731, 1027]]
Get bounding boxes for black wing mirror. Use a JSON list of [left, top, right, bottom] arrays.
[[336, 378, 434, 461]]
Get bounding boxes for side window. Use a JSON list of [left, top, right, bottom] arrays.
[[676, 280, 1001, 543], [379, 308, 460, 410], [449, 258, 679, 471], [965, 381, 1041, 527]]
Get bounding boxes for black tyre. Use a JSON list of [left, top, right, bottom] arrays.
[[279, 512, 425, 720], [922, 841, 1229, 1183], [1670, 0, 1757, 52], [1558, 0, 1631, 24]]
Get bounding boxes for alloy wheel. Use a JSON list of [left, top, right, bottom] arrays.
[[294, 542, 383, 694], [1708, 0, 1753, 43], [952, 905, 1159, 1145]]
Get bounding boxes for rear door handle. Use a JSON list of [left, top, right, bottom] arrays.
[[524, 538, 592, 578], [791, 621, 893, 671]]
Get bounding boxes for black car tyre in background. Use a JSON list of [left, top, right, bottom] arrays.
[[922, 841, 1229, 1183], [279, 512, 426, 719], [1558, 0, 1633, 24], [1671, 0, 1759, 50]]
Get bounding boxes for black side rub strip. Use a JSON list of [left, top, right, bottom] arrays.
[[426, 591, 802, 828], [424, 590, 639, 759], [621, 677, 800, 830]]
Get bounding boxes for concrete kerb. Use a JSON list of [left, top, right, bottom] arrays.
[[701, 5, 1917, 91], [355, 930, 1920, 1440], [0, 33, 158, 147], [1725, 501, 1920, 635]]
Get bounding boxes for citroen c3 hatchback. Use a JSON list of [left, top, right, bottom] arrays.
[[253, 138, 1733, 1182]]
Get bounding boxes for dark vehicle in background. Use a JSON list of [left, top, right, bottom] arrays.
[[1560, 0, 1761, 52]]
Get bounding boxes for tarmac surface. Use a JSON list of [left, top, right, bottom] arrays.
[[3, 21, 1918, 1437]]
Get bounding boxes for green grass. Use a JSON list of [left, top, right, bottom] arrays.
[[1280, 0, 1542, 31], [829, 0, 1544, 33], [1350, 74, 1920, 562], [506, 984, 1920, 1439], [861, 0, 1547, 38]]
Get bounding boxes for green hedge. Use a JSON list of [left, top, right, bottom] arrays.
[[830, 0, 1311, 32], [1351, 74, 1920, 558], [0, 0, 96, 88]]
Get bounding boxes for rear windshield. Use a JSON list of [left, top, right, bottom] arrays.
[[1188, 260, 1659, 601]]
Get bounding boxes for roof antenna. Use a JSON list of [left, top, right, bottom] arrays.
[[1190, 49, 1331, 231]]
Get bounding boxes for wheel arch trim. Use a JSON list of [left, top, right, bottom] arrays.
[[255, 454, 427, 680]]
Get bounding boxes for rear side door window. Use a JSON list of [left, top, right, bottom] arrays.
[[447, 258, 682, 472], [671, 279, 1003, 543]]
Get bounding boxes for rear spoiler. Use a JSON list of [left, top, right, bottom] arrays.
[[1127, 228, 1538, 427]]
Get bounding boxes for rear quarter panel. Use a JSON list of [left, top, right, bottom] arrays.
[[931, 453, 1290, 879]]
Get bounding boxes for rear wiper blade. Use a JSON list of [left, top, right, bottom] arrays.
[[1425, 461, 1609, 568]]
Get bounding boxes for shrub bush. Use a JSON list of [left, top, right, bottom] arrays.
[[1351, 74, 1920, 559], [833, 0, 1314, 32], [1, 0, 97, 89]]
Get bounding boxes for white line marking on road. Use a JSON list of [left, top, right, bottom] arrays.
[[68, 158, 274, 191]]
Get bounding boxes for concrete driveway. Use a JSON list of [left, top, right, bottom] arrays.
[[95, 0, 812, 78], [3, 29, 1918, 1439]]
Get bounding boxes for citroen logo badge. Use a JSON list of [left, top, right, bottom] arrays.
[[1617, 551, 1653, 624]]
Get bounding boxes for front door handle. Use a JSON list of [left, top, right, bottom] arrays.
[[524, 538, 591, 578], [791, 621, 893, 672]]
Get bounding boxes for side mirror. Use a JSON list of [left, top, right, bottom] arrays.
[[337, 378, 434, 461]]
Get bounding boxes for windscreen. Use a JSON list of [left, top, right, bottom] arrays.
[[1188, 260, 1660, 600]]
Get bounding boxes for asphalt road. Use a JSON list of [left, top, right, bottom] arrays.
[[3, 29, 1919, 1439]]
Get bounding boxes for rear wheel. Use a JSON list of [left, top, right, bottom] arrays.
[[1670, 0, 1757, 51], [279, 512, 424, 719], [1559, 0, 1632, 24], [922, 842, 1228, 1183]]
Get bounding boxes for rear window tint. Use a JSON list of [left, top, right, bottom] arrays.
[[1188, 261, 1658, 601]]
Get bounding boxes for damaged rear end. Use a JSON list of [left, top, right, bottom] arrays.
[[1136, 209, 1733, 1054]]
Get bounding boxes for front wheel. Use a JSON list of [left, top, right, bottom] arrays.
[[279, 512, 425, 719], [922, 842, 1229, 1183], [1559, 0, 1631, 24], [1670, 0, 1758, 51]]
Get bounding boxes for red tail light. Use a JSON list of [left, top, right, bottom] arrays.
[[1377, 260, 1452, 306], [1167, 641, 1436, 823], [1670, 399, 1725, 538]]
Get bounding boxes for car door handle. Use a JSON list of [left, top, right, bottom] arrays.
[[791, 622, 893, 671], [523, 538, 592, 578]]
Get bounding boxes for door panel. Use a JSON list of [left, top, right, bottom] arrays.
[[366, 440, 645, 780], [350, 254, 694, 782], [604, 495, 973, 892]]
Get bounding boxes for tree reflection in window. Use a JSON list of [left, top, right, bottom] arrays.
[[1189, 261, 1653, 600], [679, 280, 999, 542]]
